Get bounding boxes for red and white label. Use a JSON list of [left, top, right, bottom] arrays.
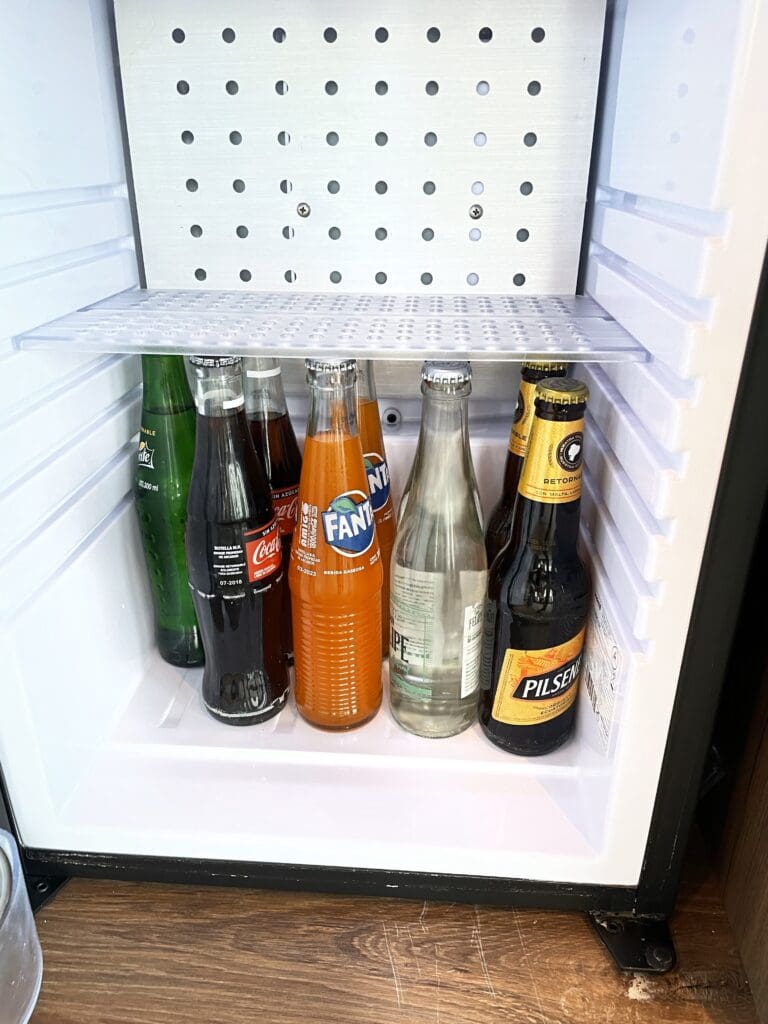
[[271, 484, 299, 537], [244, 519, 282, 583]]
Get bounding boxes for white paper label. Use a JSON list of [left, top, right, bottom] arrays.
[[582, 589, 623, 752], [390, 566, 443, 670], [460, 601, 484, 698]]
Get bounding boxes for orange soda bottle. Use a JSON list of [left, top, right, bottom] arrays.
[[357, 360, 395, 656], [289, 358, 383, 728]]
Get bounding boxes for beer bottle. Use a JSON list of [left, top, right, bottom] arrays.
[[243, 357, 302, 661], [134, 355, 203, 667], [389, 362, 487, 738], [479, 378, 590, 756], [357, 360, 395, 657], [485, 361, 566, 567], [186, 356, 288, 725]]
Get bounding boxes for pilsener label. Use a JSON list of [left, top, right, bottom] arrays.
[[518, 416, 584, 504], [491, 628, 586, 726]]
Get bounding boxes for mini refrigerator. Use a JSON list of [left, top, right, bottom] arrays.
[[1, 0, 767, 969]]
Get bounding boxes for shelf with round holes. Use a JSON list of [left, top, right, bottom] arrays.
[[17, 289, 646, 362]]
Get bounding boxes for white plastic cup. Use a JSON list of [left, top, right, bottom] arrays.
[[0, 830, 43, 1023]]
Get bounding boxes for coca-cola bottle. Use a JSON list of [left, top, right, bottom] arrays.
[[244, 357, 302, 660], [186, 355, 289, 725]]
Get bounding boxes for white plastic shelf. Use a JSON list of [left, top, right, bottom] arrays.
[[18, 289, 646, 362]]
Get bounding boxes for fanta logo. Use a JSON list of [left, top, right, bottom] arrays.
[[321, 490, 374, 557], [364, 453, 391, 512]]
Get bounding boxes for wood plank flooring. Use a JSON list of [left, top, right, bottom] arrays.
[[31, 848, 756, 1024]]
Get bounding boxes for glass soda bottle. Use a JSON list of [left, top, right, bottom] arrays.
[[480, 378, 591, 755], [186, 355, 289, 726], [485, 361, 567, 567], [289, 358, 383, 729], [244, 357, 302, 661], [389, 361, 487, 738], [134, 355, 203, 667], [357, 360, 395, 656]]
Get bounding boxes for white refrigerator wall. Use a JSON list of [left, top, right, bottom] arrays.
[[0, 0, 767, 886]]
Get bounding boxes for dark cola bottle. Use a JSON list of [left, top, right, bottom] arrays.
[[186, 355, 289, 725], [243, 357, 302, 661]]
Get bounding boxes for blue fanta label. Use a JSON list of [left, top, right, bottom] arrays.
[[321, 489, 375, 557], [364, 452, 391, 513]]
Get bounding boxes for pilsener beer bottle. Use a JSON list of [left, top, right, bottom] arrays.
[[480, 378, 590, 756], [485, 361, 566, 567], [134, 355, 203, 666]]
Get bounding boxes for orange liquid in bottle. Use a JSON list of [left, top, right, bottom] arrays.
[[289, 421, 383, 729], [358, 398, 395, 656]]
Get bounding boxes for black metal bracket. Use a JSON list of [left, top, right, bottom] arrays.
[[588, 912, 677, 973], [26, 874, 69, 913]]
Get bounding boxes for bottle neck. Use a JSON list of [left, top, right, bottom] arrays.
[[357, 360, 377, 403], [191, 364, 245, 418], [243, 357, 288, 418], [513, 400, 585, 556], [409, 381, 474, 503], [307, 378, 359, 438], [141, 355, 194, 414]]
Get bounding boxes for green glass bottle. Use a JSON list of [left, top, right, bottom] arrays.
[[134, 355, 203, 666]]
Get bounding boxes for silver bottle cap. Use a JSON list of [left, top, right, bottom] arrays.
[[189, 355, 241, 368], [305, 357, 357, 388], [421, 361, 472, 385]]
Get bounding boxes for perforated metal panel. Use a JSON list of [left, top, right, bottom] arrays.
[[114, 0, 606, 294]]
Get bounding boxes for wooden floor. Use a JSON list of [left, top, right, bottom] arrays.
[[31, 849, 756, 1024]]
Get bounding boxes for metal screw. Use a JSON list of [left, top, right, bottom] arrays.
[[296, 202, 311, 217], [35, 880, 50, 894], [469, 204, 483, 219], [646, 944, 674, 971]]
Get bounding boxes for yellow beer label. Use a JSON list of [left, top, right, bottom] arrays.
[[491, 628, 586, 727], [508, 379, 537, 458], [518, 416, 584, 504]]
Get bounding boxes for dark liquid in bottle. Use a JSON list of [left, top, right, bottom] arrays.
[[247, 410, 302, 660], [187, 409, 289, 725]]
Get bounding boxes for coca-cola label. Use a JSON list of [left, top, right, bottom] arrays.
[[363, 452, 391, 513], [244, 519, 282, 583], [271, 484, 299, 537]]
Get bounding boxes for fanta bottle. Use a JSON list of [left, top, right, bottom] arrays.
[[289, 358, 383, 729], [357, 360, 395, 656]]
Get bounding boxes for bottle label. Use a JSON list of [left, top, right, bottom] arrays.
[[508, 379, 537, 458], [320, 490, 375, 557], [491, 628, 586, 727], [390, 567, 486, 696], [136, 425, 159, 494], [271, 484, 299, 537], [363, 452, 392, 515], [518, 416, 584, 504], [244, 519, 282, 583]]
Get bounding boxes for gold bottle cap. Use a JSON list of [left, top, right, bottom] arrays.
[[522, 360, 568, 372], [535, 377, 589, 405]]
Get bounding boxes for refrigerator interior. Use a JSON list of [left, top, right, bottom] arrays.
[[1, 0, 767, 888]]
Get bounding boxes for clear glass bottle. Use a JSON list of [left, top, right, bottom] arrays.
[[389, 361, 488, 738]]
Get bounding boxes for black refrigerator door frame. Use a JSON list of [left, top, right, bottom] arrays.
[[3, 249, 768, 916]]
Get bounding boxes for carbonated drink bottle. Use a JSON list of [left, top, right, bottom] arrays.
[[289, 358, 383, 729], [357, 360, 395, 656], [244, 357, 302, 660], [485, 361, 567, 567], [186, 355, 289, 726], [134, 355, 203, 667], [480, 378, 591, 755], [389, 362, 487, 738]]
